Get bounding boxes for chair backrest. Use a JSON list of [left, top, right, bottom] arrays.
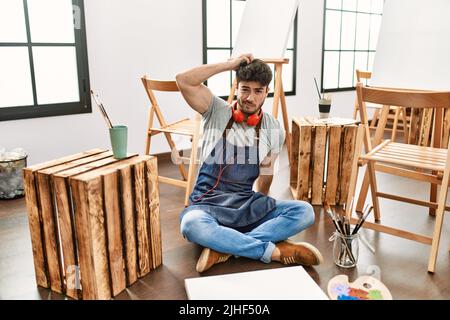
[[141, 76, 181, 127], [356, 83, 450, 151], [355, 69, 372, 82]]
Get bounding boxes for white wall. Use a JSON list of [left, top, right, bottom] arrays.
[[0, 0, 355, 165]]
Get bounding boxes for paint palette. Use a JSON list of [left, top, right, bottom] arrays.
[[327, 275, 393, 300]]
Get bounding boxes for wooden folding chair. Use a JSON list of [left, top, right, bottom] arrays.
[[349, 83, 450, 273], [353, 70, 409, 142], [141, 76, 201, 207]]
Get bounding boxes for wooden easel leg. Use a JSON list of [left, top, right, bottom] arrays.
[[272, 63, 282, 119], [227, 79, 237, 105], [280, 82, 291, 165]]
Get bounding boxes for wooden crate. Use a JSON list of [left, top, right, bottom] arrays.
[[290, 117, 364, 206], [23, 149, 162, 300]]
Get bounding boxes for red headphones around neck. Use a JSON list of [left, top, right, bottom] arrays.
[[231, 101, 263, 126]]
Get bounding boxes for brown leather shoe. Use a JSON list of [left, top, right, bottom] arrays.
[[196, 248, 231, 273], [276, 240, 323, 266]]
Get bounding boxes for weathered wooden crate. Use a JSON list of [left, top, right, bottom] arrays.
[[290, 117, 363, 206], [23, 149, 162, 300]]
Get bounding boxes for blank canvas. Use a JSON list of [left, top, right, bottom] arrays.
[[184, 266, 329, 300], [231, 0, 299, 59], [371, 0, 450, 90]]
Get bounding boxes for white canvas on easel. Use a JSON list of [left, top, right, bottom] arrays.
[[231, 0, 299, 58], [184, 266, 329, 300], [371, 0, 450, 90]]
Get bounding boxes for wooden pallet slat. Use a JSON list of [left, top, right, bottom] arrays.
[[134, 161, 152, 277], [23, 169, 48, 288], [119, 166, 138, 285], [103, 172, 127, 296], [146, 157, 162, 269], [298, 122, 312, 200], [311, 125, 327, 205], [325, 126, 342, 205], [339, 125, 358, 204]]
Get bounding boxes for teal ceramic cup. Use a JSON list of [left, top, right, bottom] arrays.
[[109, 125, 128, 159]]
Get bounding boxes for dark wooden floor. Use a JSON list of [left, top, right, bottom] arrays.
[[0, 147, 449, 300]]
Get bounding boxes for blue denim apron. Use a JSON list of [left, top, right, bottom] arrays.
[[182, 115, 276, 228]]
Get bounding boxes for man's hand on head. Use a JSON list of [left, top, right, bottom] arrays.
[[228, 53, 254, 71]]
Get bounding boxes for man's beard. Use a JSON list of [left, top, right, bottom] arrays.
[[237, 98, 265, 117]]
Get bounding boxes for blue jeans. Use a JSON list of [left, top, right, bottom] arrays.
[[180, 200, 315, 263]]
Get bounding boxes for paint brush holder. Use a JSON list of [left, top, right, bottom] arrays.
[[332, 231, 359, 268]]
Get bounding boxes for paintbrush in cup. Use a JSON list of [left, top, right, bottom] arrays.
[[90, 90, 113, 129]]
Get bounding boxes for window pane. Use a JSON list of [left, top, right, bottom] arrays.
[[282, 50, 294, 92], [207, 50, 231, 97], [341, 12, 356, 50], [369, 14, 382, 50], [343, 0, 357, 11], [0, 0, 27, 42], [339, 52, 354, 88], [357, 0, 372, 13], [207, 0, 230, 48], [355, 13, 370, 50], [33, 46, 79, 105], [0, 48, 34, 108], [324, 10, 341, 50], [326, 0, 341, 10], [27, 0, 75, 43], [368, 51, 376, 71], [323, 51, 339, 89], [371, 0, 384, 14], [232, 0, 245, 47], [354, 52, 368, 85]]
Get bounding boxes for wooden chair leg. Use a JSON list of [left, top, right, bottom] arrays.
[[427, 176, 450, 273], [367, 161, 381, 221], [429, 184, 437, 216], [184, 117, 200, 207], [391, 108, 400, 141]]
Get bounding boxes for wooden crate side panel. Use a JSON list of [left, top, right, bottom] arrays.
[[118, 166, 138, 285], [36, 172, 63, 293], [146, 157, 162, 269], [23, 169, 48, 288], [325, 126, 342, 205], [103, 172, 127, 296], [311, 125, 327, 205]]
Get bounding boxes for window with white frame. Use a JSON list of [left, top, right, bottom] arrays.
[[203, 0, 298, 98], [321, 0, 384, 92], [0, 0, 91, 121]]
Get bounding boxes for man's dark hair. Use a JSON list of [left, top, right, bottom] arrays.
[[235, 59, 273, 87]]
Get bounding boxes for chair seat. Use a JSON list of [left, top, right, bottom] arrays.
[[149, 118, 195, 136], [362, 141, 447, 172]]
